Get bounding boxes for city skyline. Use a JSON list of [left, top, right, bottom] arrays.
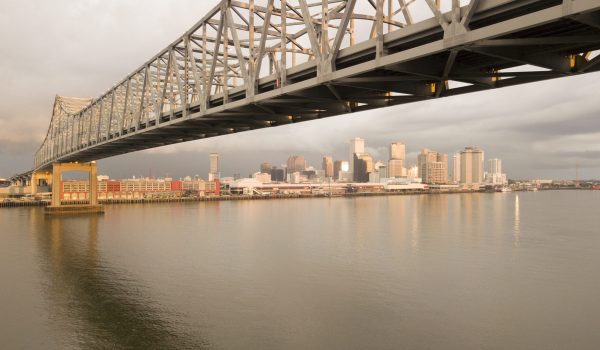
[[93, 139, 509, 183], [1, 0, 600, 180]]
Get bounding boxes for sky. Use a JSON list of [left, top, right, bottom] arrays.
[[1, 0, 599, 180]]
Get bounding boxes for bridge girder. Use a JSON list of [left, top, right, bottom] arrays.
[[24, 0, 600, 173]]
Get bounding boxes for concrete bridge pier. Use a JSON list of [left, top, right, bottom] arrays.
[[46, 161, 103, 215], [31, 171, 52, 195]]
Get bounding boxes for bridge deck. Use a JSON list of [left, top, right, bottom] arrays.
[[27, 0, 600, 174]]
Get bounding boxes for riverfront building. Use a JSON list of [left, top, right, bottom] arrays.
[[322, 156, 334, 178], [349, 137, 365, 180], [61, 178, 220, 201], [209, 153, 220, 180], [460, 146, 485, 188], [354, 153, 374, 183], [287, 155, 306, 173], [485, 158, 508, 186], [388, 142, 406, 178], [417, 149, 448, 184], [452, 152, 461, 183]]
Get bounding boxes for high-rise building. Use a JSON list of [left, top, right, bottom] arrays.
[[375, 161, 388, 179], [388, 142, 406, 178], [260, 162, 271, 174], [452, 152, 461, 183], [322, 156, 334, 178], [270, 167, 285, 182], [286, 155, 306, 173], [354, 153, 374, 183], [209, 153, 219, 180], [333, 160, 343, 180], [487, 158, 502, 175], [349, 137, 365, 180], [334, 160, 350, 181], [485, 158, 507, 186], [460, 146, 484, 186], [389, 142, 406, 161], [417, 149, 448, 184], [388, 159, 406, 178]]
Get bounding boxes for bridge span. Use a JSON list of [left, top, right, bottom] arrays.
[[19, 0, 600, 175]]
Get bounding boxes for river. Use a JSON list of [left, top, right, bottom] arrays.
[[1, 191, 599, 349]]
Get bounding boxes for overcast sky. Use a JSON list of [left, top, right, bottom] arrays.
[[1, 0, 599, 180]]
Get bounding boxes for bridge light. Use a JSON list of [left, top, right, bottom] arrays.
[[569, 54, 577, 69], [430, 83, 436, 94]]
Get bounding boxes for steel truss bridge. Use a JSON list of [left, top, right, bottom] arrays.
[[21, 0, 600, 178]]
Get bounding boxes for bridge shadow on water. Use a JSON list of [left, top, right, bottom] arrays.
[[30, 210, 209, 349]]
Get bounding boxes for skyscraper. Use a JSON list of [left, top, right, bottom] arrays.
[[209, 153, 219, 180], [322, 156, 334, 178], [388, 142, 406, 178], [389, 142, 406, 161], [417, 149, 448, 184], [349, 137, 365, 180], [452, 152, 461, 183], [286, 155, 306, 173], [460, 146, 484, 186], [354, 153, 374, 183], [270, 167, 285, 182], [333, 160, 343, 180], [388, 160, 405, 178]]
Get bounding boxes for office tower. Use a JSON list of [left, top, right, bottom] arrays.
[[452, 152, 461, 183], [460, 146, 484, 185], [286, 155, 306, 173], [333, 160, 343, 180], [388, 159, 405, 178], [354, 153, 374, 183], [389, 142, 406, 161], [417, 149, 448, 184], [349, 137, 365, 180], [322, 156, 334, 178], [209, 153, 219, 180], [270, 167, 285, 182], [387, 142, 406, 178]]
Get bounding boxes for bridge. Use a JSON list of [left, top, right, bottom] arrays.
[[9, 0, 600, 182]]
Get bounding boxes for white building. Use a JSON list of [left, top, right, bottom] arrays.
[[452, 152, 461, 184], [252, 172, 272, 184], [485, 158, 508, 186]]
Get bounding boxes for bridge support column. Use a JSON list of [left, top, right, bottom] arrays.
[[46, 161, 103, 215], [31, 171, 52, 195]]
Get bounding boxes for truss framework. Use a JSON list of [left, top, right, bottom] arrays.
[[33, 0, 600, 170]]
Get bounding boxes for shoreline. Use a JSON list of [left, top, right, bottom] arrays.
[[1, 187, 595, 209]]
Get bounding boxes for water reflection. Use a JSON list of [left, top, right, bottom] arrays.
[[34, 213, 208, 349], [514, 195, 521, 247]]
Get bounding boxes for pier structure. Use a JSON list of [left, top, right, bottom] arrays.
[[46, 161, 103, 214]]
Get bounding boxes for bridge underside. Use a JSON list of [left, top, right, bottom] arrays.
[[32, 0, 600, 172]]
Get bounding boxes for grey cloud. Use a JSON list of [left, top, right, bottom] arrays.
[[1, 0, 600, 180]]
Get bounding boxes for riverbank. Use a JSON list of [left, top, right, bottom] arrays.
[[2, 188, 596, 209]]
